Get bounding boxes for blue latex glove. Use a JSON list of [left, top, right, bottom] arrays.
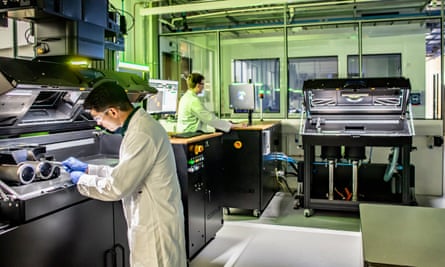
[[62, 157, 88, 173], [70, 171, 85, 184]]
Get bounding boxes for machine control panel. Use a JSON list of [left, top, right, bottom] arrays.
[[187, 154, 204, 173]]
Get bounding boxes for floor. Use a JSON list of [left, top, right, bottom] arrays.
[[190, 192, 364, 267]]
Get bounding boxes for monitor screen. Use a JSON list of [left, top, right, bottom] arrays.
[[146, 79, 179, 114], [229, 83, 255, 112]]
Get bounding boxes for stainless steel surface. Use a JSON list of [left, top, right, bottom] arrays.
[[0, 131, 117, 201], [0, 180, 9, 200], [328, 160, 334, 200], [352, 161, 358, 202], [0, 130, 121, 226], [4, 173, 72, 200], [0, 163, 36, 185]]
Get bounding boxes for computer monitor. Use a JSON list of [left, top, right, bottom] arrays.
[[146, 79, 179, 114], [229, 83, 255, 125]]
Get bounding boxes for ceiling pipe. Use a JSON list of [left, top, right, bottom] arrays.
[[139, 0, 371, 16], [169, 6, 285, 25], [141, 0, 295, 15], [163, 0, 426, 28], [141, 0, 425, 17]]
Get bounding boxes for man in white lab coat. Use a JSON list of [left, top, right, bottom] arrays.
[[177, 72, 241, 133], [62, 80, 187, 267]]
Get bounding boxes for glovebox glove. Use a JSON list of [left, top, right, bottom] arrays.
[[62, 157, 88, 173], [70, 171, 85, 184]]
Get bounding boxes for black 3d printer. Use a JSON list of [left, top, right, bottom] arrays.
[[0, 57, 155, 266], [300, 77, 416, 217]]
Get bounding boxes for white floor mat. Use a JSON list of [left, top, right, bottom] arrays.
[[190, 221, 363, 267]]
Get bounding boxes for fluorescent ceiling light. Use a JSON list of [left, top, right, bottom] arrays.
[[118, 62, 150, 72]]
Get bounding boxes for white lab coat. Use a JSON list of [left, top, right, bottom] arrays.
[[177, 90, 231, 133], [76, 108, 187, 267]]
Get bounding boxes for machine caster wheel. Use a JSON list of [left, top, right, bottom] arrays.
[[253, 209, 261, 217], [223, 207, 231, 215], [303, 209, 314, 217], [293, 198, 301, 209]]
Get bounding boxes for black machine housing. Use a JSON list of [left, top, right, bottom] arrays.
[[300, 77, 415, 215]]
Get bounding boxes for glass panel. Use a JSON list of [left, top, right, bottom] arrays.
[[347, 54, 401, 78], [287, 23, 357, 117], [0, 18, 14, 58], [0, 18, 34, 58], [362, 19, 441, 119], [220, 28, 285, 119], [16, 20, 35, 58], [232, 58, 280, 113], [288, 56, 338, 114], [159, 33, 218, 115]]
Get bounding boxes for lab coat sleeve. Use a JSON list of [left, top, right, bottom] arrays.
[[76, 130, 157, 201], [190, 97, 231, 132]]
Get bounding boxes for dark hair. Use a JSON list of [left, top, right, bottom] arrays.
[[187, 73, 204, 89], [84, 80, 133, 112]]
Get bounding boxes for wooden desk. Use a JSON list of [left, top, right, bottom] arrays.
[[231, 121, 281, 131], [360, 203, 445, 267], [169, 132, 222, 144]]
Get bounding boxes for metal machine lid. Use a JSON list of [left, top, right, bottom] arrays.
[[0, 57, 87, 95], [301, 77, 414, 137], [303, 77, 411, 117], [0, 57, 94, 137], [0, 58, 160, 138], [73, 68, 158, 98]]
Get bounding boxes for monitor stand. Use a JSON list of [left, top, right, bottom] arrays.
[[248, 109, 253, 126]]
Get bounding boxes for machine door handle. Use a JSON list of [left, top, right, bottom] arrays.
[[104, 247, 116, 267], [114, 243, 126, 267], [104, 243, 126, 267]]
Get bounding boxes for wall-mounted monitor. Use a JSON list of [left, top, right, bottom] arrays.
[[229, 83, 255, 125], [147, 79, 178, 114]]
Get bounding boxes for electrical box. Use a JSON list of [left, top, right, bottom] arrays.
[[35, 19, 104, 59]]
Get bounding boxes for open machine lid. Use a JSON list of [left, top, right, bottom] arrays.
[[301, 77, 414, 137], [303, 77, 411, 117], [0, 57, 160, 138], [0, 57, 87, 92], [0, 57, 94, 137]]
